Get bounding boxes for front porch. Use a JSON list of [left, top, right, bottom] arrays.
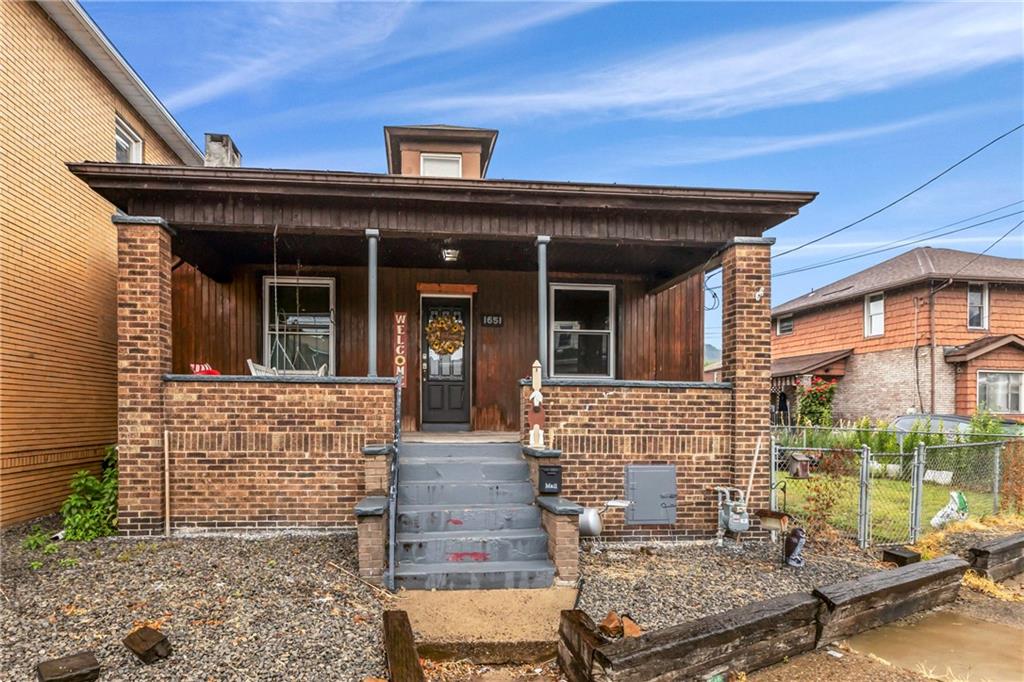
[[75, 160, 813, 587]]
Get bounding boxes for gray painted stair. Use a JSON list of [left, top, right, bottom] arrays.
[[394, 441, 554, 590]]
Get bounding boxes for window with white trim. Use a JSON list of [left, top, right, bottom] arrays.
[[776, 316, 794, 335], [115, 116, 142, 163], [967, 283, 988, 330], [263, 276, 335, 374], [864, 293, 885, 337], [420, 153, 462, 178], [978, 371, 1022, 413], [549, 284, 615, 377]]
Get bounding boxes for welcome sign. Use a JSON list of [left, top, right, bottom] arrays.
[[394, 312, 408, 387]]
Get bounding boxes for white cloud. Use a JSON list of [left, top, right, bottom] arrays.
[[390, 2, 1023, 121], [165, 1, 596, 111]]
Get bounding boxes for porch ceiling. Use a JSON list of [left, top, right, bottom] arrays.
[[174, 229, 715, 281]]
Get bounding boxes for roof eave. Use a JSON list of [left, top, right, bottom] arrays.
[[38, 0, 203, 166]]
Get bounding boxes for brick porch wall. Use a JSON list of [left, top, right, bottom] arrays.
[[163, 380, 394, 529], [524, 384, 733, 540]]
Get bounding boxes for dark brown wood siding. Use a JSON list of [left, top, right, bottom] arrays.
[[172, 266, 704, 431]]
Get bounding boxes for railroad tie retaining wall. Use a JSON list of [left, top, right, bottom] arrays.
[[968, 533, 1024, 582], [559, 554, 969, 681]]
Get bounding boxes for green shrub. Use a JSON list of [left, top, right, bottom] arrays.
[[61, 446, 118, 541], [21, 526, 49, 551]]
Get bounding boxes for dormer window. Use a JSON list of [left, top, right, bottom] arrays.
[[420, 153, 462, 178]]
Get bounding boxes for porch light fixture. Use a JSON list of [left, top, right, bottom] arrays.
[[442, 248, 460, 263]]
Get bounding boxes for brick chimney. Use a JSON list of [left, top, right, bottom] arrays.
[[384, 125, 498, 179], [204, 133, 242, 167]]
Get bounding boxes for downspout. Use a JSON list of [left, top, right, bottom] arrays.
[[929, 277, 954, 413]]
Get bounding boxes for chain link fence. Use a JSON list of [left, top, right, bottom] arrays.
[[771, 439, 1009, 548]]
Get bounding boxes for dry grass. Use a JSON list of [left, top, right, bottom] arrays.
[[961, 569, 1024, 602], [910, 514, 1024, 560]]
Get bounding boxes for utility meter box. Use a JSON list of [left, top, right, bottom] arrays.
[[538, 465, 562, 494]]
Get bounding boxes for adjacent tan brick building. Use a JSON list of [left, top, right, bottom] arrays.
[[771, 247, 1024, 423], [0, 0, 201, 525]]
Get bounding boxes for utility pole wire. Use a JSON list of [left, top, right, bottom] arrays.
[[773, 123, 1024, 260]]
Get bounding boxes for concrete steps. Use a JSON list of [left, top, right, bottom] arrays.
[[395, 560, 556, 590], [395, 528, 549, 564], [394, 441, 554, 590]]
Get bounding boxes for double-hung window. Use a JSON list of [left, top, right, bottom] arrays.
[[420, 153, 462, 178], [263, 276, 335, 374], [776, 316, 794, 335], [549, 284, 615, 377], [978, 371, 1022, 414], [967, 283, 988, 330], [864, 293, 885, 337], [115, 116, 142, 163]]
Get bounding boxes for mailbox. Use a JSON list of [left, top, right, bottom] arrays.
[[538, 465, 562, 494]]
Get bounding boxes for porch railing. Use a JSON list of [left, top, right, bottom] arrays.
[[385, 379, 403, 591]]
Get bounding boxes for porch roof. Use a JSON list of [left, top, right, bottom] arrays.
[[71, 162, 814, 284]]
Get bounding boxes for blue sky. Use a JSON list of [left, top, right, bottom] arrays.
[[84, 1, 1023, 346]]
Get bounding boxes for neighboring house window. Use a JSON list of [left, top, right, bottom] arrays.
[[420, 153, 462, 178], [263, 276, 335, 374], [967, 283, 988, 329], [550, 283, 615, 377], [115, 116, 142, 163], [864, 293, 885, 337], [776, 316, 794, 335], [978, 371, 1022, 413]]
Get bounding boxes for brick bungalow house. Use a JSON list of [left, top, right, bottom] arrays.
[[771, 247, 1024, 424], [71, 125, 815, 588], [0, 0, 204, 525]]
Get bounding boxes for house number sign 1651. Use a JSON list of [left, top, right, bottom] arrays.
[[481, 314, 504, 327]]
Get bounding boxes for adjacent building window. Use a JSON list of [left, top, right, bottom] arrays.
[[776, 316, 794, 335], [263, 276, 335, 374], [978, 371, 1022, 413], [549, 283, 615, 377], [864, 293, 885, 337], [115, 116, 142, 163], [420, 153, 462, 178], [967, 283, 988, 330]]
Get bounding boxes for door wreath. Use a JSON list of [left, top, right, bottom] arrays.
[[425, 313, 465, 355]]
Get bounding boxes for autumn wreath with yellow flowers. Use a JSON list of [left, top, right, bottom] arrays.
[[425, 313, 465, 355]]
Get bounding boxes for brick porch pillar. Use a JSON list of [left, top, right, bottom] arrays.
[[720, 237, 774, 513], [114, 215, 173, 535]]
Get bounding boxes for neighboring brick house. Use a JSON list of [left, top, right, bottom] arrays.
[[771, 247, 1024, 424], [0, 0, 203, 525], [72, 123, 815, 586]]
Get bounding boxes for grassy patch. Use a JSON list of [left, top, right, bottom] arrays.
[[780, 474, 995, 544]]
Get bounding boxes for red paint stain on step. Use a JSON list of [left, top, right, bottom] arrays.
[[448, 552, 489, 562], [446, 518, 463, 525]]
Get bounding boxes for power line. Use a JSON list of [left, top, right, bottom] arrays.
[[774, 209, 1023, 277], [773, 123, 1024, 260], [946, 218, 1024, 279]]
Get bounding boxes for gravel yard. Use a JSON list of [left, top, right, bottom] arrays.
[[1, 517, 389, 681], [576, 538, 882, 631]]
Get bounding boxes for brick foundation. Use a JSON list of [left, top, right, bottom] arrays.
[[541, 509, 580, 581], [357, 513, 387, 583]]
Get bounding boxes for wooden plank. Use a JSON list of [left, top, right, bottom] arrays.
[[415, 282, 479, 294], [581, 593, 818, 681], [383, 610, 426, 682], [813, 554, 968, 608]]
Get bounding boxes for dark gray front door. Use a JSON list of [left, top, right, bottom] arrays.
[[421, 297, 471, 429]]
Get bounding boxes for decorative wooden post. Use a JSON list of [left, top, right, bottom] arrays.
[[528, 360, 545, 447]]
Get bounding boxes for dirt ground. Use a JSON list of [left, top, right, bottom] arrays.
[[753, 645, 928, 681]]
